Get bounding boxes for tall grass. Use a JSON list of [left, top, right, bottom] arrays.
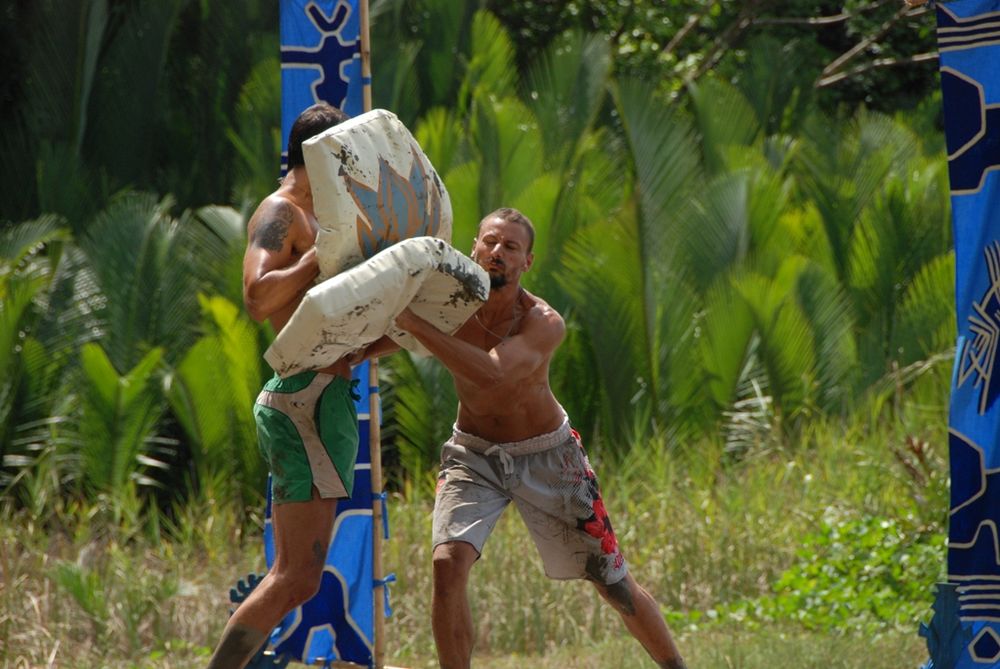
[[0, 411, 943, 668]]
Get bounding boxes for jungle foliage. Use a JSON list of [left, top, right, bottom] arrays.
[[0, 0, 952, 517]]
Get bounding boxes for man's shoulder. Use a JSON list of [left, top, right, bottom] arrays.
[[521, 289, 560, 317], [250, 191, 300, 221], [520, 290, 565, 335], [247, 191, 314, 240]]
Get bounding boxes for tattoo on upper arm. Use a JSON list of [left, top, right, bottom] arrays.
[[253, 201, 295, 251]]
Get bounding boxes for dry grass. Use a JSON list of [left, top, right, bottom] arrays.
[[0, 417, 942, 668]]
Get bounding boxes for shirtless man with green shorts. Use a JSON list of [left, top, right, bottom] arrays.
[[207, 102, 358, 669], [390, 208, 688, 669]]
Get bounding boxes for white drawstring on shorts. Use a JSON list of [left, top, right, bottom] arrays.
[[483, 445, 515, 478]]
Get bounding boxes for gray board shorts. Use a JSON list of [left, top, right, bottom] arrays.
[[432, 418, 628, 586]]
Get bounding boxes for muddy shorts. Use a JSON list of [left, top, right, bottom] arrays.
[[432, 419, 628, 585], [253, 371, 359, 504]]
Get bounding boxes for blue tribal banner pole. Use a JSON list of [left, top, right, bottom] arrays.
[[263, 1, 387, 666], [280, 0, 365, 170], [929, 1, 1000, 666]]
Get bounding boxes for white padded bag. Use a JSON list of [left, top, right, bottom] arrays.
[[307, 108, 453, 279], [265, 237, 488, 377], [264, 110, 488, 377]]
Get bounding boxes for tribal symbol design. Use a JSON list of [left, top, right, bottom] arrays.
[[280, 1, 358, 108], [948, 430, 1000, 620], [939, 68, 1000, 195], [344, 144, 444, 259], [957, 242, 1000, 415]]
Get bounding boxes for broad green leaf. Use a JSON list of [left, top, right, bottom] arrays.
[[509, 173, 561, 289], [415, 107, 464, 177], [76, 343, 164, 496], [166, 294, 263, 497], [700, 279, 755, 409], [443, 161, 482, 251]]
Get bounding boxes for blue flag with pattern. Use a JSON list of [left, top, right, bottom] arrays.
[[265, 1, 381, 665], [280, 0, 364, 171], [936, 0, 1000, 665]]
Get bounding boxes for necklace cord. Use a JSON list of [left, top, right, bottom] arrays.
[[474, 288, 524, 340]]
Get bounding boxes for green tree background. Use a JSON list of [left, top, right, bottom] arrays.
[[0, 2, 955, 665], [0, 0, 950, 509]]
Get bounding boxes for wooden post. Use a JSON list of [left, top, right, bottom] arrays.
[[358, 7, 383, 666], [359, 0, 372, 113]]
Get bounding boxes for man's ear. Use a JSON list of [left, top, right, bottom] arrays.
[[524, 252, 534, 271], [470, 237, 478, 257]]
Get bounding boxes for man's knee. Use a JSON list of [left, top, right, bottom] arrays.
[[271, 567, 324, 609], [432, 542, 477, 590], [594, 575, 639, 616]]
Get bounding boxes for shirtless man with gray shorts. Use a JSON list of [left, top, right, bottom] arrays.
[[391, 208, 688, 669]]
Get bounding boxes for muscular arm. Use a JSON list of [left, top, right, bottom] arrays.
[[346, 335, 403, 366], [395, 306, 564, 389], [242, 197, 319, 322]]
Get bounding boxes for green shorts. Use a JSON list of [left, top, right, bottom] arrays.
[[253, 371, 359, 504]]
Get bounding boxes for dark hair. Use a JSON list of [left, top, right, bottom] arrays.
[[286, 102, 349, 169], [479, 207, 535, 252]]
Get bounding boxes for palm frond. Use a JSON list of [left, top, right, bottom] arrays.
[[681, 172, 752, 291], [795, 264, 860, 412], [648, 268, 709, 436], [735, 261, 818, 420], [78, 193, 235, 370], [415, 107, 465, 177], [699, 278, 756, 411], [847, 159, 950, 374], [557, 211, 648, 437], [539, 127, 630, 304], [226, 56, 282, 204], [509, 173, 561, 292], [470, 96, 544, 212], [795, 109, 921, 280], [184, 205, 249, 315], [0, 215, 69, 265], [442, 161, 482, 252], [459, 10, 517, 110], [75, 343, 165, 497], [688, 75, 761, 175], [548, 314, 601, 439], [735, 35, 815, 137], [381, 352, 457, 495], [522, 30, 611, 172], [893, 252, 956, 364], [612, 78, 702, 271]]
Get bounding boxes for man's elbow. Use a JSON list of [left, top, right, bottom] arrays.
[[243, 292, 269, 323]]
